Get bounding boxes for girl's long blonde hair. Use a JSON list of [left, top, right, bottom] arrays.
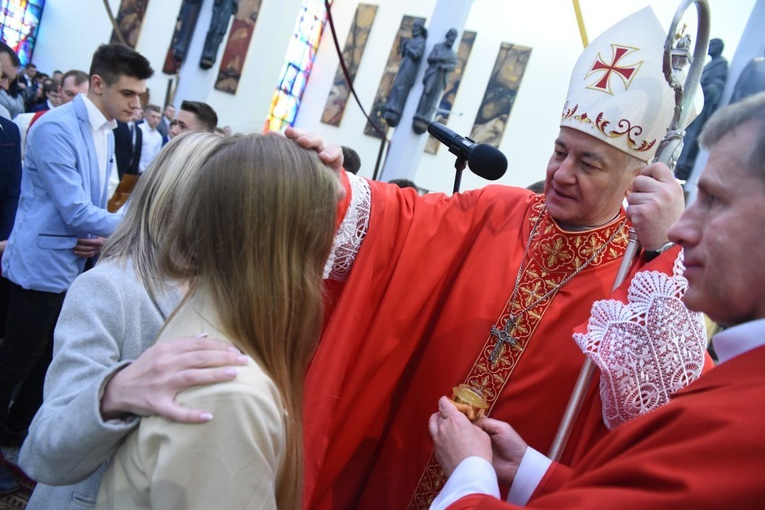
[[100, 132, 223, 300], [161, 133, 339, 509]]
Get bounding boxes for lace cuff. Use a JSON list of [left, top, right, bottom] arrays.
[[323, 173, 371, 281], [573, 250, 707, 429]]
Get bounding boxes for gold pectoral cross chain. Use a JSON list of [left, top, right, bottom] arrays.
[[487, 212, 628, 366]]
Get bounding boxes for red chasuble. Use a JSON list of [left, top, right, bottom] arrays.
[[305, 179, 684, 510], [446, 346, 765, 510]]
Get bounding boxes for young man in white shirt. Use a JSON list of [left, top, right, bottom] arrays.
[[137, 104, 163, 173]]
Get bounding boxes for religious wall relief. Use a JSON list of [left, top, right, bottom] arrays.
[[321, 3, 379, 126], [109, 0, 150, 48], [469, 43, 532, 147], [213, 0, 264, 94], [163, 0, 203, 75]]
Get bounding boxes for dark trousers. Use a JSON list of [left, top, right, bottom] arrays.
[[0, 282, 65, 432], [0, 277, 9, 339]]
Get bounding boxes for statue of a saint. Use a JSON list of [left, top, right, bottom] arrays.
[[169, 0, 204, 67], [383, 20, 427, 128], [676, 38, 728, 180], [412, 28, 459, 134], [730, 51, 765, 104], [200, 0, 240, 70]]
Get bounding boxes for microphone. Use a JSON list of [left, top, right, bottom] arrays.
[[427, 122, 508, 181]]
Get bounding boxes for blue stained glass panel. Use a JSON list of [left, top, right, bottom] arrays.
[[265, 0, 327, 131], [0, 0, 45, 66], [293, 69, 307, 94]]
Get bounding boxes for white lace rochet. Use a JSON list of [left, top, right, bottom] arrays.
[[323, 173, 371, 281], [573, 251, 707, 430]]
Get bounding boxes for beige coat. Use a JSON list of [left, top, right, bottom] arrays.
[[97, 291, 286, 510]]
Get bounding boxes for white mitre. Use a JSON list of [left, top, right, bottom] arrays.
[[560, 7, 675, 163]]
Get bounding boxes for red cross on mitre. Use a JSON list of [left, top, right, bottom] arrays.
[[586, 44, 643, 95]]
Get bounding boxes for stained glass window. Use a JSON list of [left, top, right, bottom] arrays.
[[264, 0, 328, 132], [0, 0, 45, 66]]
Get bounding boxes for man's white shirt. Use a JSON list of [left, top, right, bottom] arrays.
[[81, 95, 118, 197], [138, 122, 162, 173]]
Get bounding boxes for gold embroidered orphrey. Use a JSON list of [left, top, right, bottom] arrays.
[[489, 208, 627, 365], [407, 197, 629, 510]]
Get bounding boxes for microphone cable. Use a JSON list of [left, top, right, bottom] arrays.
[[323, 1, 390, 143]]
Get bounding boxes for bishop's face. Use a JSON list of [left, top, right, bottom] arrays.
[[544, 127, 640, 228]]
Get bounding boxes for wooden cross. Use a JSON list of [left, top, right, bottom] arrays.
[[489, 316, 520, 364]]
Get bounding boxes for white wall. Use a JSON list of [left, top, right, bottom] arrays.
[[32, 0, 180, 108], [31, 0, 301, 132], [30, 0, 755, 193], [297, 0, 755, 193]]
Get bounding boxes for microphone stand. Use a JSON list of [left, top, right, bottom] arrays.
[[372, 134, 388, 181], [452, 155, 467, 194]]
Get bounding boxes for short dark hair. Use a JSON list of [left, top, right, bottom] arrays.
[[144, 103, 161, 114], [526, 180, 545, 194], [389, 178, 418, 190], [341, 146, 361, 174], [89, 44, 153, 86], [62, 69, 88, 87], [26, 63, 36, 70], [42, 78, 58, 95], [180, 100, 218, 132], [0, 41, 20, 68]]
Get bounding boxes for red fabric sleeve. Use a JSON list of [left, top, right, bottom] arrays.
[[529, 461, 573, 501]]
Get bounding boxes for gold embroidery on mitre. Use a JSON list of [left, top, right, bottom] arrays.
[[407, 197, 629, 509], [561, 102, 657, 153], [594, 113, 657, 152]]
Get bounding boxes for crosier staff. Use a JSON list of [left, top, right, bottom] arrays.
[[548, 0, 711, 462]]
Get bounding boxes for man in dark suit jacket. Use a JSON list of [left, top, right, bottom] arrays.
[[113, 119, 142, 179], [0, 115, 21, 334], [155, 104, 174, 143], [28, 78, 60, 113], [0, 117, 21, 244], [0, 114, 21, 494]]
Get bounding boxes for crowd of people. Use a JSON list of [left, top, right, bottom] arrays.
[[0, 5, 764, 509], [0, 41, 228, 500]]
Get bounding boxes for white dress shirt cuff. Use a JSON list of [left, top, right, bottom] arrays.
[[430, 456, 500, 510], [507, 447, 552, 505]]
